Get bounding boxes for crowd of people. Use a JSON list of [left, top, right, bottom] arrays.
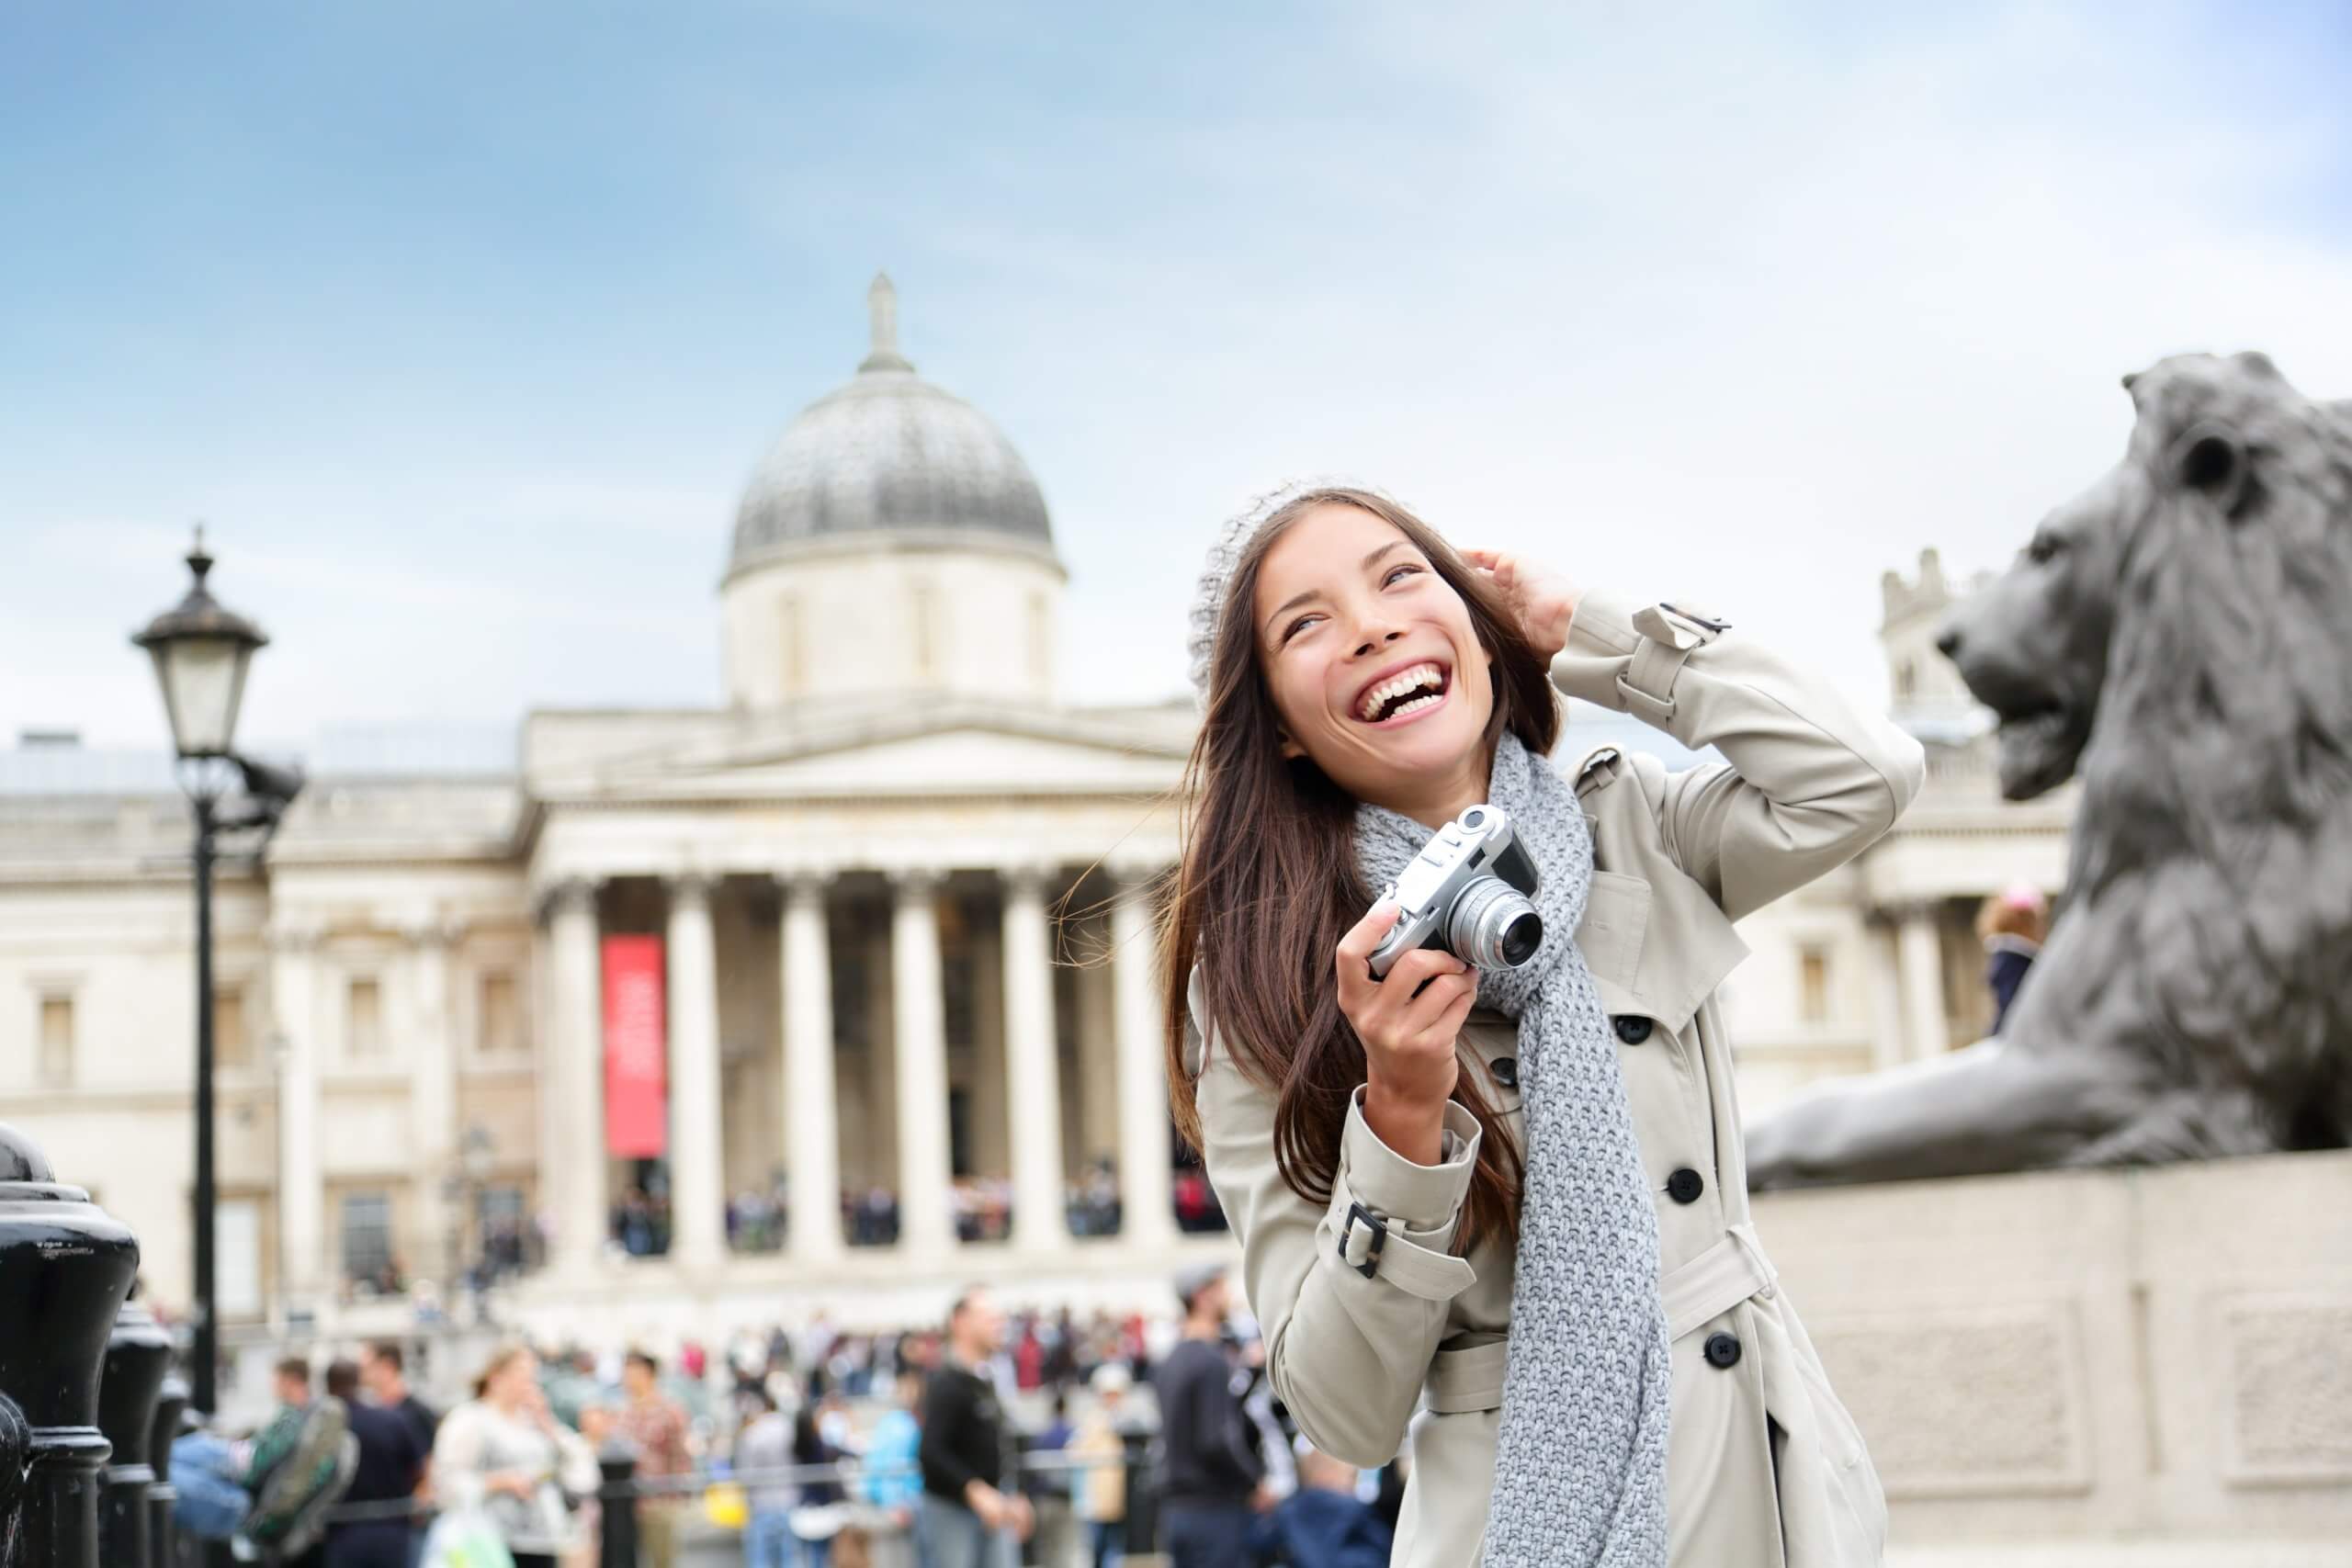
[[166, 1263, 1392, 1568]]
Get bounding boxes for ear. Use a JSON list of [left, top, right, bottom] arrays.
[[1277, 728, 1306, 761], [2172, 422, 2253, 520]]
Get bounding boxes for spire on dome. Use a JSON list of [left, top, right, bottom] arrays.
[[859, 272, 913, 373]]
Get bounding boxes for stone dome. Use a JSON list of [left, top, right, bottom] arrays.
[[727, 275, 1054, 580]]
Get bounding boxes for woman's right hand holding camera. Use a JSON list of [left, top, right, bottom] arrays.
[[1337, 900, 1475, 1166]]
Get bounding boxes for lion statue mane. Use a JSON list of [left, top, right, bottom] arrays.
[[1749, 352, 2352, 1188]]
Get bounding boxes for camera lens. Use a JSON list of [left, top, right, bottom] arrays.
[[1446, 875, 1544, 970], [1499, 910, 1543, 966]]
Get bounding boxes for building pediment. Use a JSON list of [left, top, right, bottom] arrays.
[[530, 700, 1193, 805]]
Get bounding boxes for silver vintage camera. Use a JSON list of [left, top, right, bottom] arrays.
[[1366, 805, 1544, 978]]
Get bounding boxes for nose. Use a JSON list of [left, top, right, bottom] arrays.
[[1351, 616, 1408, 659]]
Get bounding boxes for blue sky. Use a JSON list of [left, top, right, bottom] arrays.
[[4, 1, 2348, 747]]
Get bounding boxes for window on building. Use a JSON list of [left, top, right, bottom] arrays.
[[478, 970, 521, 1055], [831, 937, 869, 1053], [340, 1191, 395, 1287], [947, 1088, 974, 1179], [942, 950, 977, 1050], [38, 993, 74, 1087], [1896, 660, 1918, 703], [215, 986, 251, 1069], [346, 976, 384, 1056], [1799, 943, 1831, 1025]]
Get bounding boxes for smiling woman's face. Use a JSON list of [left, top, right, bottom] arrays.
[[1251, 502, 1495, 819]]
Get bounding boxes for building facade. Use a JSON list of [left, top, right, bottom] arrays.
[[0, 280, 2066, 1344]]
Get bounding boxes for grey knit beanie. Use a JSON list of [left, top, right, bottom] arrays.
[[1185, 476, 1401, 707]]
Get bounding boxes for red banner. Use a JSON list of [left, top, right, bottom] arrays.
[[602, 934, 668, 1158]]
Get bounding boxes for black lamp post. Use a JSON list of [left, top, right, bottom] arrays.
[[132, 527, 302, 1418]]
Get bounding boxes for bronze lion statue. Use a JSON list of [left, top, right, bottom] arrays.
[[1749, 352, 2352, 1188]]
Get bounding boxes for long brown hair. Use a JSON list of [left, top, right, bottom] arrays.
[[1159, 488, 1556, 1253]]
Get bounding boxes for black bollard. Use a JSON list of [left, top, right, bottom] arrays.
[[598, 1449, 639, 1568], [0, 1122, 141, 1568], [147, 1376, 189, 1568], [97, 1299, 175, 1568]]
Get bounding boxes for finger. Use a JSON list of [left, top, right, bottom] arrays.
[[1385, 946, 1471, 991], [1403, 971, 1477, 1032], [1336, 900, 1402, 1007], [1338, 898, 1402, 963], [1417, 978, 1480, 1044]]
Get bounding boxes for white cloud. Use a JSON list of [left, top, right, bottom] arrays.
[[4, 1, 2346, 746]]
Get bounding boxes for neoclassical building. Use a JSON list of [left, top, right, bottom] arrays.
[[0, 279, 2065, 1344]]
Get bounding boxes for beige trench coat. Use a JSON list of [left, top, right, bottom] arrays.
[[1187, 588, 1923, 1567]]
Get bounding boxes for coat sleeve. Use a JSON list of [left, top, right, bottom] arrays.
[[428, 1404, 491, 1517], [1550, 589, 1927, 922], [1187, 970, 1480, 1470]]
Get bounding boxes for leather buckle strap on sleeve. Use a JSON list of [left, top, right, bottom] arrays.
[[1340, 1201, 1388, 1279], [1329, 1192, 1480, 1301], [1620, 602, 1714, 720]]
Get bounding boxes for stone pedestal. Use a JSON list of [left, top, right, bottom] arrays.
[[1753, 1150, 2352, 1560]]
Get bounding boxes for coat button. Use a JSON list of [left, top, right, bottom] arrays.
[[1703, 1332, 1742, 1370], [1613, 1016, 1653, 1045], [1489, 1056, 1518, 1091], [1667, 1168, 1704, 1204]]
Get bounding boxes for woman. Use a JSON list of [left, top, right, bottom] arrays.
[[1976, 882, 2049, 1034], [1164, 483, 1917, 1567], [429, 1345, 599, 1568]]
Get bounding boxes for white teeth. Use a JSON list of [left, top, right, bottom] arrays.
[[1357, 663, 1446, 722]]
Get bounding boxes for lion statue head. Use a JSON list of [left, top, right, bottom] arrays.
[[1942, 353, 2352, 811], [1752, 354, 2352, 1186]]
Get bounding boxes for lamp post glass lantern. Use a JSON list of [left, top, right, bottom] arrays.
[[132, 527, 274, 1421], [132, 527, 267, 761]]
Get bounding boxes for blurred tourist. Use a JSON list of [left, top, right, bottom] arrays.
[[861, 1368, 927, 1559], [1155, 1266, 1266, 1568], [1978, 882, 2051, 1034], [736, 1390, 797, 1568], [1250, 1447, 1390, 1568], [324, 1358, 426, 1568], [1024, 1390, 1078, 1568], [791, 1392, 851, 1566], [1069, 1365, 1132, 1568], [919, 1287, 1031, 1568], [429, 1345, 597, 1568], [618, 1348, 695, 1568]]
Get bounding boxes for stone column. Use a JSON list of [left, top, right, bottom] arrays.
[[542, 880, 605, 1276], [266, 919, 325, 1309], [890, 871, 955, 1257], [665, 874, 726, 1270], [1112, 873, 1176, 1248], [1864, 914, 1908, 1073], [1896, 902, 1949, 1062], [1002, 867, 1068, 1252], [403, 914, 461, 1281], [781, 872, 843, 1262]]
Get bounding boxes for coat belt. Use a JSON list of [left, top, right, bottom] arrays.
[[1422, 1224, 1780, 1416]]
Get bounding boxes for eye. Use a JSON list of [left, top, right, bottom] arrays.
[[2025, 533, 2066, 565], [1382, 562, 1423, 588], [1279, 613, 1322, 646]]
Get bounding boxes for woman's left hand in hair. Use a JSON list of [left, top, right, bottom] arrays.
[[1462, 548, 1583, 660]]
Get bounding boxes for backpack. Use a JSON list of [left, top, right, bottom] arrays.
[[244, 1397, 357, 1557]]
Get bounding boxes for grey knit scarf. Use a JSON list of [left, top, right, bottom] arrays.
[[1354, 730, 1671, 1567]]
